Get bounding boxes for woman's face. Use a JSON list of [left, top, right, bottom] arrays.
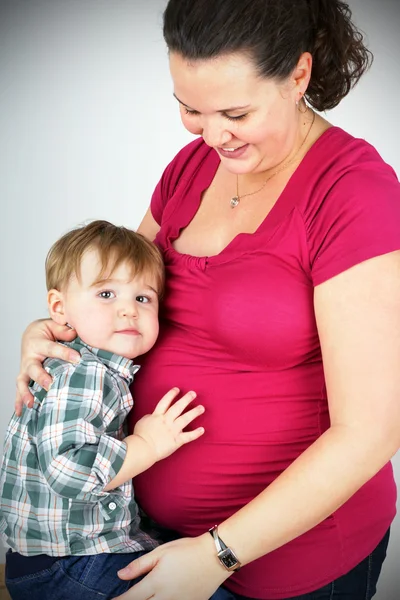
[[169, 51, 307, 176]]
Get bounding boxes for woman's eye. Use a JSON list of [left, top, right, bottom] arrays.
[[98, 291, 115, 299], [136, 296, 149, 303], [184, 107, 199, 116], [224, 113, 248, 122]]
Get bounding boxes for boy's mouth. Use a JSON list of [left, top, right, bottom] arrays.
[[116, 328, 140, 336]]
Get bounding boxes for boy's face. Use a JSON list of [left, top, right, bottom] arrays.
[[50, 249, 160, 359]]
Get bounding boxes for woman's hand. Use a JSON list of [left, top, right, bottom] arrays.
[[15, 319, 79, 415], [114, 534, 230, 600]]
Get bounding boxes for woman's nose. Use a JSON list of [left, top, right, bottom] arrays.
[[201, 119, 232, 148]]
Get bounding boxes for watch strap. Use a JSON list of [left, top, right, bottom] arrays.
[[210, 525, 228, 552], [208, 525, 241, 571]]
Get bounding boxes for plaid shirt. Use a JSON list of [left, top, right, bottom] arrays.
[[0, 338, 158, 556]]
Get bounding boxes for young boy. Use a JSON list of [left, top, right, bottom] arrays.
[[0, 220, 205, 600]]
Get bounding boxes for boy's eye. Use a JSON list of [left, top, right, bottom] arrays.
[[98, 291, 115, 299], [136, 296, 149, 303]]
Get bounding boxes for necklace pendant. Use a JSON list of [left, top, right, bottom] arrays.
[[230, 196, 240, 208]]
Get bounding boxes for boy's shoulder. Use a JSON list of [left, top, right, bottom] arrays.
[[43, 341, 109, 378], [40, 339, 138, 388]]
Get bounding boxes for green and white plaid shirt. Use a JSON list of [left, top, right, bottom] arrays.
[[0, 338, 158, 556]]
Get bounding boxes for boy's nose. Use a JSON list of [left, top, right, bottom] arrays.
[[118, 303, 138, 318]]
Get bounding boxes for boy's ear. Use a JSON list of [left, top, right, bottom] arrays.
[[47, 289, 68, 325]]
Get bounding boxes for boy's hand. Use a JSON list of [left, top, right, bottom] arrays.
[[133, 388, 205, 462]]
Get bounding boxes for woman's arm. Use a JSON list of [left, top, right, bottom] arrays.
[[115, 250, 400, 600], [137, 207, 161, 241]]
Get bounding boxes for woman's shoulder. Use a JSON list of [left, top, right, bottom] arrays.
[[309, 125, 397, 177], [298, 126, 399, 220], [298, 127, 400, 285]]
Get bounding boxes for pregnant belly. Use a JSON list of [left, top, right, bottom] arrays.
[[130, 335, 324, 535]]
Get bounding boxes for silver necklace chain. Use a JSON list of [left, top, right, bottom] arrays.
[[230, 109, 316, 208]]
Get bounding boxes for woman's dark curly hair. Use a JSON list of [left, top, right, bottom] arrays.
[[163, 0, 373, 112]]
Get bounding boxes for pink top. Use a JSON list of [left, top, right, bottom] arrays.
[[130, 127, 400, 598]]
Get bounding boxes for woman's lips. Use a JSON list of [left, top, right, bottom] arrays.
[[218, 144, 249, 159]]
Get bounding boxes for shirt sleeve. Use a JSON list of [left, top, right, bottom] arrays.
[[33, 361, 127, 501], [150, 137, 206, 225], [306, 161, 400, 286]]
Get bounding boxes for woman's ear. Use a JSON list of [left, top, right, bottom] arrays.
[[292, 51, 313, 101], [47, 289, 68, 325]]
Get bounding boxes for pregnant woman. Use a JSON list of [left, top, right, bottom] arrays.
[[15, 1, 400, 599]]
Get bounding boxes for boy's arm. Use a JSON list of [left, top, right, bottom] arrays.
[[34, 360, 130, 501], [105, 387, 205, 490], [103, 434, 155, 491], [34, 363, 204, 499]]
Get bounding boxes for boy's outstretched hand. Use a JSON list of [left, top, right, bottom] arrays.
[[105, 388, 204, 490], [134, 387, 204, 461]]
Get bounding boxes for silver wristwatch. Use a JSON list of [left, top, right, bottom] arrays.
[[209, 525, 241, 572]]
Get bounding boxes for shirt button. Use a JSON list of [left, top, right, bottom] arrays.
[[108, 502, 117, 511]]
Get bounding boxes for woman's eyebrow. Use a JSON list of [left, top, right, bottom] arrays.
[[173, 93, 250, 113]]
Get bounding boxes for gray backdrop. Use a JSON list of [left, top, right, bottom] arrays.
[[0, 1, 399, 597]]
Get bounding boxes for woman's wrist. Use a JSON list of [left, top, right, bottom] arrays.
[[196, 532, 234, 585]]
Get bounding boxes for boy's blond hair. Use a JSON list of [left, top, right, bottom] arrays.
[[45, 220, 165, 298]]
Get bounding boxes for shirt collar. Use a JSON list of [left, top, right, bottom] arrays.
[[69, 337, 140, 383]]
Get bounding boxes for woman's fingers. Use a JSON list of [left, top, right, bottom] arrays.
[[47, 322, 77, 343], [40, 339, 80, 364], [21, 341, 80, 390], [15, 378, 34, 416], [14, 321, 79, 416], [15, 362, 52, 415], [23, 320, 79, 363], [118, 551, 157, 580], [114, 551, 159, 599], [113, 577, 154, 600]]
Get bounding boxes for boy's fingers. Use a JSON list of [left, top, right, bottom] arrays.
[[175, 404, 204, 429], [165, 391, 197, 420], [179, 426, 205, 444], [153, 387, 180, 414]]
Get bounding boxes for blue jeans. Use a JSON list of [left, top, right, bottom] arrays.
[[211, 528, 390, 600], [5, 551, 146, 600]]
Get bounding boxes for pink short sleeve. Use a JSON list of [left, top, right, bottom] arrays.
[[150, 138, 205, 225], [150, 176, 165, 226], [307, 157, 400, 286]]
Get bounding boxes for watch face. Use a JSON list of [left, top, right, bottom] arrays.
[[218, 548, 240, 571]]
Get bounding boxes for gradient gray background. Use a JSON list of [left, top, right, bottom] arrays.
[[0, 1, 399, 597]]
